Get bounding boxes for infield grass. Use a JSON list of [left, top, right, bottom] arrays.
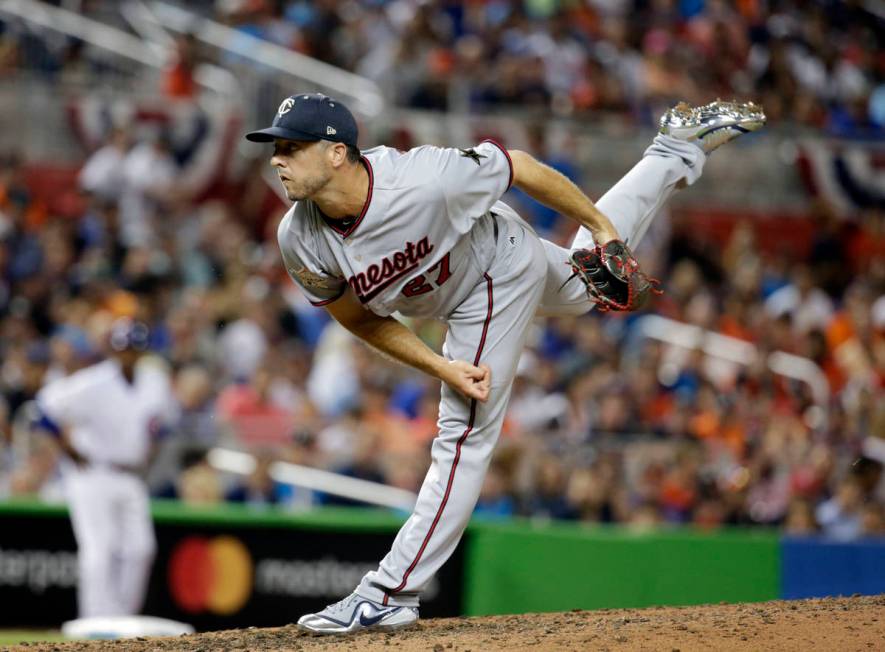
[[0, 630, 68, 645]]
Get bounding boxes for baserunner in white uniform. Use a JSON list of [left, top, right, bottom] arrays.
[[244, 94, 764, 634], [35, 318, 172, 618]]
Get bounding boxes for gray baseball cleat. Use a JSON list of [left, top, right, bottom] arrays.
[[659, 100, 766, 153], [297, 591, 419, 634]]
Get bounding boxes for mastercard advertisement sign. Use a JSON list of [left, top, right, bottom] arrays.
[[147, 523, 465, 629], [168, 536, 253, 615]]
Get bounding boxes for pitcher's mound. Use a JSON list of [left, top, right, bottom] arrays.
[[12, 595, 885, 651]]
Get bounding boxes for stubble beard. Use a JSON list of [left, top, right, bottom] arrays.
[[285, 169, 331, 202]]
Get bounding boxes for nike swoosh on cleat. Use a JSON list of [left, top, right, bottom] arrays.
[[358, 606, 397, 627], [697, 123, 751, 139]]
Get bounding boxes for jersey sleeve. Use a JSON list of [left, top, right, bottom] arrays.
[[277, 208, 347, 306], [36, 377, 87, 428], [140, 360, 176, 435], [432, 139, 513, 226]]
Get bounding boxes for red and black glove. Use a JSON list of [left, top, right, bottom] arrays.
[[567, 240, 661, 312]]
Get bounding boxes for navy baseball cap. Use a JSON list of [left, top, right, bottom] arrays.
[[245, 93, 358, 147]]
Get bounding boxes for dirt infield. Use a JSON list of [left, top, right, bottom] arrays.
[[8, 595, 884, 651]]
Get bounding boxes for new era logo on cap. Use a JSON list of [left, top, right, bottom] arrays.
[[245, 93, 358, 147]]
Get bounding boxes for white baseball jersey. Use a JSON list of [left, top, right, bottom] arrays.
[[277, 140, 514, 318], [37, 358, 172, 467]]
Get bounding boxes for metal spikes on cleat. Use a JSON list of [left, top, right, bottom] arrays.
[[659, 100, 766, 153]]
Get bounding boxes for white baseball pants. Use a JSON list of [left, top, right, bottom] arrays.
[[66, 466, 156, 617]]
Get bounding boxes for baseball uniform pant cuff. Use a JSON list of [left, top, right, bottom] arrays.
[[644, 134, 706, 186], [356, 587, 419, 608]]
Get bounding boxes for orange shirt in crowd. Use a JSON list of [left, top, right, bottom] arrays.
[[163, 62, 196, 100]]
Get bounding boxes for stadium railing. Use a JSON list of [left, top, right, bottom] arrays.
[[143, 0, 385, 122], [635, 314, 830, 412], [0, 0, 237, 98], [207, 447, 418, 511]]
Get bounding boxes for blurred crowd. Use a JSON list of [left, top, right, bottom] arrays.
[[0, 108, 883, 540], [0, 0, 882, 541], [2, 1, 883, 132], [172, 0, 883, 131]]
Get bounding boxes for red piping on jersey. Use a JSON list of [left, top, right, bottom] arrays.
[[308, 286, 346, 307], [321, 155, 374, 237], [383, 273, 494, 606], [481, 138, 513, 191]]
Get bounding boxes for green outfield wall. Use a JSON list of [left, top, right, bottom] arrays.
[[464, 521, 781, 615]]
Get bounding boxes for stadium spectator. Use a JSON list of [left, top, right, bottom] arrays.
[[474, 461, 516, 520], [764, 265, 834, 336], [225, 450, 282, 506], [78, 128, 131, 203], [162, 33, 199, 101], [784, 499, 819, 536], [816, 476, 865, 541], [118, 132, 178, 247]]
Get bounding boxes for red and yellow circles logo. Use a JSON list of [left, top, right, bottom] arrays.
[[168, 536, 253, 615]]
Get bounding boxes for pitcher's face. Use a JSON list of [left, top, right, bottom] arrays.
[[270, 139, 332, 201]]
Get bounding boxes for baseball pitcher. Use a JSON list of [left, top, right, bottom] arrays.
[[244, 94, 764, 633]]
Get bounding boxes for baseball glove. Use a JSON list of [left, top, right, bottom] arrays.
[[566, 240, 661, 312]]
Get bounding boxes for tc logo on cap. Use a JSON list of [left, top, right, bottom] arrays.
[[277, 98, 295, 116]]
